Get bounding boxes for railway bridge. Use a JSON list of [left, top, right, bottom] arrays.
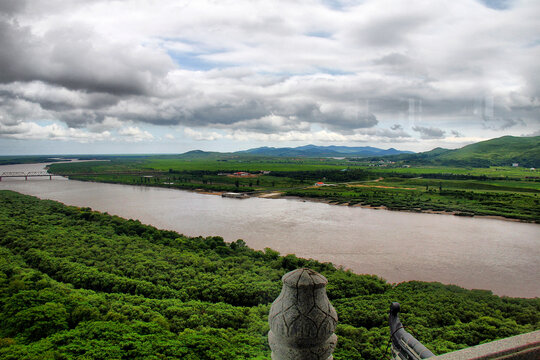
[[0, 171, 58, 181], [0, 171, 166, 181]]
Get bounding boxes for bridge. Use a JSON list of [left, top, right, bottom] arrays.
[[0, 171, 165, 181], [0, 171, 59, 181]]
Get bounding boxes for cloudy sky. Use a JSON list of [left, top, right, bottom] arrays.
[[0, 0, 538, 155]]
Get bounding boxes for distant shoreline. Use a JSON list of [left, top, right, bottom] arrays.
[[48, 175, 536, 224], [274, 193, 530, 224]]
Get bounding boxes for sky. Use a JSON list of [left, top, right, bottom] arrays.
[[0, 0, 539, 155]]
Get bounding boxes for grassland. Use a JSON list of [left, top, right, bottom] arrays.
[[47, 156, 540, 223]]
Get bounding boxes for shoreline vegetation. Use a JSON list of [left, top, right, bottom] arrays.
[[0, 190, 539, 360], [44, 155, 540, 223]]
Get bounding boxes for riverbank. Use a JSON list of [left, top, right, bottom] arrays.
[[275, 193, 529, 223], [45, 159, 540, 223], [44, 157, 540, 223], [54, 175, 539, 223]]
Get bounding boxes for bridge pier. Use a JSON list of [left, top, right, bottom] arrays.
[[49, 175, 52, 180], [25, 176, 28, 181]]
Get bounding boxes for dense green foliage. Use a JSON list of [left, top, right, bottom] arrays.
[[287, 177, 540, 222], [1, 191, 538, 359]]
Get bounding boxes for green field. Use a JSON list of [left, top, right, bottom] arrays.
[[1, 191, 538, 360], [48, 157, 540, 222]]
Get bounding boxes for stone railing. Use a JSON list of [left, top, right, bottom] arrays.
[[431, 330, 540, 360], [389, 302, 540, 360], [389, 302, 435, 359], [268, 268, 540, 360]]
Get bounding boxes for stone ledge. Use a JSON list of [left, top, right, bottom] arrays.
[[430, 330, 540, 360]]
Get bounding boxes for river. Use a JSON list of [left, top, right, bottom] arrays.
[[1, 162, 539, 298]]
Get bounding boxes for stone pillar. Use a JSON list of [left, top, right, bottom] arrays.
[[268, 268, 338, 360]]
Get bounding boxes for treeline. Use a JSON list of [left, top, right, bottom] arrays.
[[381, 171, 504, 181], [378, 171, 539, 182], [0, 191, 538, 359], [0, 156, 64, 166], [286, 185, 539, 221], [270, 169, 371, 182], [69, 174, 257, 193]]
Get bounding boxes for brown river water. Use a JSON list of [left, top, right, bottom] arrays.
[[1, 162, 539, 298]]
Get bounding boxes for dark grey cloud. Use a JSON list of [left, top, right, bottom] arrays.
[[499, 118, 526, 130], [391, 124, 403, 130], [221, 115, 310, 134], [0, 95, 47, 125], [0, 19, 174, 96], [375, 127, 411, 139], [451, 130, 463, 137], [373, 53, 411, 66], [350, 14, 429, 47], [182, 99, 269, 127], [0, 20, 35, 83], [109, 93, 379, 133], [482, 113, 530, 130], [58, 111, 106, 129], [412, 125, 446, 139], [320, 112, 378, 132], [0, 0, 26, 16]]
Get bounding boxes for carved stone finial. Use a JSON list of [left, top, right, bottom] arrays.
[[268, 268, 338, 360]]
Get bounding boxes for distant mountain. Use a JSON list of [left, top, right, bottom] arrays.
[[176, 150, 224, 159], [238, 145, 414, 157], [177, 136, 539, 167], [378, 136, 540, 167]]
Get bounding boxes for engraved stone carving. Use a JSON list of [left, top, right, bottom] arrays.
[[268, 268, 338, 360]]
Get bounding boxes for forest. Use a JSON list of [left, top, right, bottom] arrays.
[[0, 190, 539, 359]]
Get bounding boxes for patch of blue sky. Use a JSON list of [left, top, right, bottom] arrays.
[[256, 67, 353, 78], [478, 0, 512, 10], [305, 31, 333, 39], [35, 119, 58, 126], [320, 0, 359, 11], [167, 51, 225, 71], [317, 68, 354, 76], [524, 39, 540, 48]]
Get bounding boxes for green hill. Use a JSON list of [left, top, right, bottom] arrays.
[[389, 136, 539, 167], [437, 136, 539, 167]]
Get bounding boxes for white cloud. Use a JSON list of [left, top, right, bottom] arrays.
[[0, 0, 538, 152], [118, 126, 155, 142], [184, 128, 224, 141], [184, 127, 413, 144], [87, 117, 123, 133], [0, 121, 112, 142]]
